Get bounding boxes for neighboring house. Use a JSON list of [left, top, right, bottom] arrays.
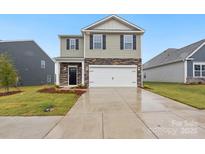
[[54, 15, 144, 87], [143, 39, 205, 83], [0, 40, 54, 86]]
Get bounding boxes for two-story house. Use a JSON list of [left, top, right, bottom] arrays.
[[54, 15, 144, 87], [0, 40, 54, 86]]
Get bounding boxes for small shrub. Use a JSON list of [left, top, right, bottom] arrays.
[[40, 102, 54, 112], [198, 81, 202, 84], [55, 85, 60, 89]]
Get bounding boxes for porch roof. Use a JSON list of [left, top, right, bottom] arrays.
[[53, 57, 84, 62]]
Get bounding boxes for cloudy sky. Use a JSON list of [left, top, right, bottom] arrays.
[[0, 14, 205, 62]]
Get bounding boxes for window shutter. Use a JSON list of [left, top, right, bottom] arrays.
[[133, 35, 136, 50], [120, 35, 124, 50], [90, 34, 93, 49], [76, 39, 79, 50], [103, 34, 106, 49], [66, 39, 70, 50]]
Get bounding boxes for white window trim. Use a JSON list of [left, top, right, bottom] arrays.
[[124, 34, 133, 50], [69, 39, 76, 50], [93, 34, 103, 49], [193, 62, 205, 78], [41, 60, 45, 69]]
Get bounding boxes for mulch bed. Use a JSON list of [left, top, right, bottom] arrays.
[[70, 85, 87, 89], [0, 91, 22, 97], [37, 87, 86, 96]]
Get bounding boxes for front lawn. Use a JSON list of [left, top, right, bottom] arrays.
[[0, 86, 79, 116], [144, 82, 205, 109]]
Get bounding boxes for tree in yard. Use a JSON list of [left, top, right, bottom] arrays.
[[0, 53, 18, 93]]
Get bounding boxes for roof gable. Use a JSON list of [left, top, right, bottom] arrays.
[[92, 18, 134, 30], [82, 15, 144, 32]]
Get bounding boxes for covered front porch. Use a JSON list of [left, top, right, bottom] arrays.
[[54, 57, 84, 87]]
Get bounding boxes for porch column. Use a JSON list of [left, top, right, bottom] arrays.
[[82, 61, 85, 85], [55, 61, 60, 85]]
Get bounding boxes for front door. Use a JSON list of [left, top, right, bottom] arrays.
[[68, 67, 77, 85]]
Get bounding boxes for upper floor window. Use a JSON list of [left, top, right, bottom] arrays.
[[124, 35, 133, 50], [194, 63, 205, 78], [93, 34, 102, 49], [70, 39, 76, 50], [66, 38, 79, 50], [41, 60, 45, 69]]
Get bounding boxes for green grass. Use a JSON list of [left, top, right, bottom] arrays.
[[0, 85, 78, 116], [144, 82, 205, 109]]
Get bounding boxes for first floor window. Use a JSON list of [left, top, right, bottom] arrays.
[[143, 73, 146, 79], [202, 65, 205, 77], [47, 75, 52, 83], [70, 39, 76, 50], [124, 35, 133, 50], [93, 34, 102, 49], [194, 63, 205, 77], [41, 60, 45, 69]]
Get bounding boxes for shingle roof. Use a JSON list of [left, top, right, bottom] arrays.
[[0, 40, 52, 61], [58, 35, 83, 38], [143, 39, 205, 69]]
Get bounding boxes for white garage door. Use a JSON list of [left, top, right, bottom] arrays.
[[89, 65, 137, 87]]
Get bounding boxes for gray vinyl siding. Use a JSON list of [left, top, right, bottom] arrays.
[[0, 41, 54, 86], [187, 45, 205, 78], [143, 61, 184, 83], [187, 61, 193, 77]]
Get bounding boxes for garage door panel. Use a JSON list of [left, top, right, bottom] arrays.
[[89, 66, 137, 87]]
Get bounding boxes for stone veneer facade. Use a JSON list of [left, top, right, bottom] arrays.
[[60, 63, 82, 86], [84, 58, 142, 87], [59, 59, 142, 87]]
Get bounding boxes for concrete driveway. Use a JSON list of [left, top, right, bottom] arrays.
[[45, 88, 205, 139]]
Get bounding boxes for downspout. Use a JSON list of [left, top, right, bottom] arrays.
[[82, 32, 86, 85], [184, 60, 187, 84], [54, 60, 60, 85]]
